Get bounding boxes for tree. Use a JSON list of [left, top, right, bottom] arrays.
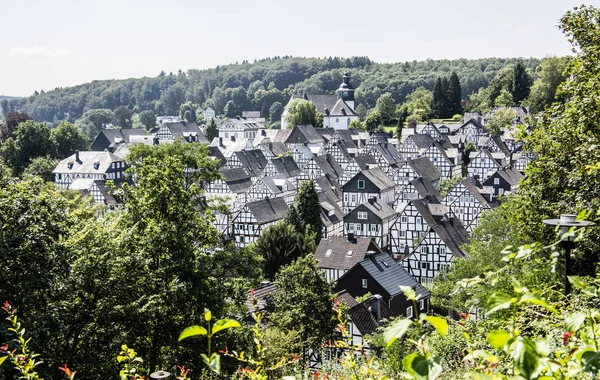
[[355, 103, 368, 120], [139, 110, 157, 132], [295, 180, 324, 243], [51, 121, 88, 159], [486, 108, 516, 136], [487, 68, 514, 106], [252, 222, 312, 280], [268, 101, 283, 124], [266, 256, 338, 358], [431, 78, 446, 118], [512, 61, 533, 104], [365, 109, 382, 132], [375, 93, 396, 124], [22, 156, 59, 181], [81, 109, 115, 131], [114, 106, 133, 128], [494, 89, 515, 107], [0, 111, 33, 141], [395, 105, 409, 138], [1, 120, 56, 175], [405, 87, 433, 121], [348, 119, 366, 131], [179, 101, 198, 122], [204, 118, 218, 142], [526, 56, 568, 113], [447, 72, 462, 116], [284, 99, 322, 128]]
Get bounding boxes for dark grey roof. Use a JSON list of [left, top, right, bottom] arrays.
[[354, 155, 378, 170], [246, 282, 277, 313], [260, 140, 289, 157], [53, 151, 122, 174], [234, 149, 268, 177], [318, 191, 344, 227], [337, 291, 394, 337], [409, 134, 435, 149], [222, 168, 253, 193], [362, 168, 396, 191], [95, 179, 126, 205], [273, 129, 293, 143], [459, 178, 490, 207], [208, 146, 226, 168], [92, 129, 149, 151], [407, 157, 441, 183], [357, 253, 429, 298], [246, 197, 289, 224], [330, 98, 358, 116], [270, 156, 300, 178], [410, 177, 441, 201], [372, 143, 401, 165], [285, 124, 324, 144], [315, 237, 382, 270], [358, 199, 398, 220], [334, 130, 359, 148], [490, 167, 525, 186], [292, 94, 339, 115], [313, 154, 344, 179], [164, 122, 209, 143], [490, 136, 511, 156], [316, 175, 342, 202]]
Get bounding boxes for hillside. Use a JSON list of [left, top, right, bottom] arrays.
[[3, 56, 540, 124]]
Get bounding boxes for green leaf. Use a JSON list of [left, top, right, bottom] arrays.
[[487, 330, 511, 350], [0, 356, 7, 367], [384, 318, 412, 346], [569, 276, 599, 297], [518, 293, 555, 311], [509, 336, 541, 380], [400, 285, 416, 301], [422, 316, 448, 337], [178, 325, 208, 341], [201, 353, 221, 374], [211, 319, 241, 335], [565, 313, 586, 332], [403, 352, 443, 380], [486, 292, 516, 315]]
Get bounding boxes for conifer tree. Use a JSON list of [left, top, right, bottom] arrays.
[[295, 180, 323, 243], [205, 118, 218, 142], [448, 72, 462, 115], [431, 77, 445, 118], [512, 61, 533, 104]]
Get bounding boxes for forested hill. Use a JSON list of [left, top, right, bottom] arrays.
[[2, 56, 540, 124]]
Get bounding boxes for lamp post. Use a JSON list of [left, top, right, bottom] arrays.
[[149, 370, 170, 379], [543, 214, 595, 296]]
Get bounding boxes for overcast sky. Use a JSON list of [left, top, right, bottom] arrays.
[[2, 0, 597, 96]]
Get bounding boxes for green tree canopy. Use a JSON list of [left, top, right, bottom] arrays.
[[375, 93, 396, 124], [51, 121, 88, 159], [205, 117, 219, 142], [526, 56, 568, 113], [284, 99, 323, 128], [295, 180, 324, 243], [139, 110, 157, 132], [512, 61, 534, 104], [1, 120, 56, 175]]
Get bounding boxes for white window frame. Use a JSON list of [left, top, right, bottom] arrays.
[[406, 306, 413, 318], [358, 212, 368, 220], [362, 279, 368, 288], [358, 180, 365, 189]]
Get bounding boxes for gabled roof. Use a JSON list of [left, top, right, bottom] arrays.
[[345, 168, 395, 192], [315, 237, 382, 270], [318, 191, 344, 227], [234, 149, 268, 177], [329, 98, 358, 117], [485, 167, 525, 186], [357, 199, 398, 221], [246, 282, 277, 313], [91, 129, 149, 151], [292, 94, 339, 115], [371, 143, 401, 165], [337, 291, 394, 337], [221, 168, 253, 193], [285, 124, 325, 144], [408, 134, 435, 149], [207, 146, 226, 168], [313, 154, 344, 179], [407, 157, 441, 183], [53, 151, 122, 174], [260, 140, 289, 157], [163, 122, 209, 143], [458, 178, 490, 207], [490, 136, 512, 156], [410, 177, 441, 201], [347, 253, 429, 298], [246, 197, 289, 224], [270, 156, 300, 178], [354, 155, 378, 170], [316, 175, 342, 202]]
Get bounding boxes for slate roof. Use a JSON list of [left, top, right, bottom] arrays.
[[410, 177, 441, 201], [260, 140, 289, 157], [313, 154, 344, 179], [407, 157, 441, 183], [409, 134, 435, 149], [350, 252, 429, 298], [315, 237, 382, 270], [459, 178, 490, 207], [246, 197, 289, 224], [487, 167, 525, 186], [285, 124, 325, 145], [336, 291, 395, 337], [164, 122, 209, 143], [372, 143, 401, 165], [234, 149, 268, 177], [208, 146, 226, 167], [358, 168, 396, 191], [292, 94, 339, 115], [270, 156, 300, 178], [490, 136, 511, 156], [319, 191, 344, 228], [221, 168, 253, 193], [329, 98, 358, 117], [91, 129, 149, 151], [354, 155, 378, 170], [53, 151, 122, 174], [361, 199, 398, 220], [246, 282, 277, 313], [95, 179, 125, 205], [316, 175, 342, 202]]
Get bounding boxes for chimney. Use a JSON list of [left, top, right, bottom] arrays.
[[371, 294, 382, 323], [219, 137, 223, 147], [75, 150, 81, 163], [347, 232, 355, 243], [368, 196, 377, 205]]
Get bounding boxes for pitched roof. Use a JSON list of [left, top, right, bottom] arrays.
[[53, 151, 122, 174], [92, 129, 149, 150], [407, 157, 441, 182], [221, 168, 253, 193], [234, 149, 268, 177], [336, 291, 394, 337], [409, 134, 435, 149], [357, 168, 396, 191], [315, 237, 382, 270], [355, 253, 429, 298], [410, 177, 441, 201], [246, 282, 277, 313], [329, 98, 358, 117], [285, 124, 324, 144], [313, 154, 344, 179], [316, 175, 342, 202], [270, 156, 300, 178], [207, 146, 226, 167], [246, 197, 289, 224], [164, 122, 209, 143], [292, 94, 339, 115], [360, 199, 398, 220], [354, 155, 378, 170]]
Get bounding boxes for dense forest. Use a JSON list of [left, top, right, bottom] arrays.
[[1, 56, 540, 127]]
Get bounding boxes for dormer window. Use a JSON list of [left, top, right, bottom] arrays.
[[67, 162, 74, 169], [325, 249, 332, 257], [93, 162, 100, 170]]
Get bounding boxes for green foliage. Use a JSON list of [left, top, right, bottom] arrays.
[[1, 120, 55, 175], [267, 256, 337, 358], [268, 101, 283, 125], [138, 110, 157, 132], [348, 119, 366, 131], [365, 109, 382, 132], [204, 118, 218, 142], [51, 121, 88, 158], [439, 176, 462, 198], [525, 56, 568, 113], [22, 156, 58, 182], [494, 88, 514, 107], [295, 180, 324, 243], [486, 108, 516, 136], [404, 87, 433, 121], [179, 101, 198, 122], [284, 99, 322, 128], [512, 61, 534, 104], [375, 93, 396, 124]]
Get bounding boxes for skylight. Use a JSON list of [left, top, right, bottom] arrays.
[[346, 250, 353, 257], [326, 249, 332, 257]]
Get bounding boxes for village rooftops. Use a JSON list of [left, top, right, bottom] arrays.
[[246, 197, 289, 225], [315, 236, 382, 271], [53, 151, 123, 174]]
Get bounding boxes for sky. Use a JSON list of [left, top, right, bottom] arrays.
[[1, 0, 598, 96]]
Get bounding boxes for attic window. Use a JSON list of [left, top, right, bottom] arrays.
[[325, 249, 332, 257], [381, 260, 389, 268], [358, 180, 365, 189], [93, 162, 100, 170], [346, 250, 353, 257], [67, 162, 74, 169]]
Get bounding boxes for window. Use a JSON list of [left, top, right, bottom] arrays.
[[494, 178, 500, 185], [416, 217, 422, 225], [406, 306, 413, 318], [358, 212, 368, 220], [362, 279, 368, 288], [421, 262, 427, 269], [351, 194, 356, 203], [401, 216, 407, 223], [358, 180, 365, 189], [399, 230, 406, 237], [420, 299, 425, 310]]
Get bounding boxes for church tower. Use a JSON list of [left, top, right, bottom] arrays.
[[337, 72, 355, 111]]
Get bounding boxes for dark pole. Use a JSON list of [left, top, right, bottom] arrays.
[[560, 240, 575, 296]]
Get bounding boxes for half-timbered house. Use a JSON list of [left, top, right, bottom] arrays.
[[231, 197, 289, 247], [91, 129, 149, 152], [343, 198, 398, 250], [442, 178, 494, 232], [315, 236, 382, 282], [341, 168, 396, 213], [389, 198, 443, 258], [53, 151, 126, 189], [155, 122, 208, 143], [454, 119, 489, 145], [482, 167, 525, 198], [467, 149, 504, 182], [338, 155, 378, 186], [421, 142, 457, 179], [224, 149, 268, 178], [296, 154, 343, 187]]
